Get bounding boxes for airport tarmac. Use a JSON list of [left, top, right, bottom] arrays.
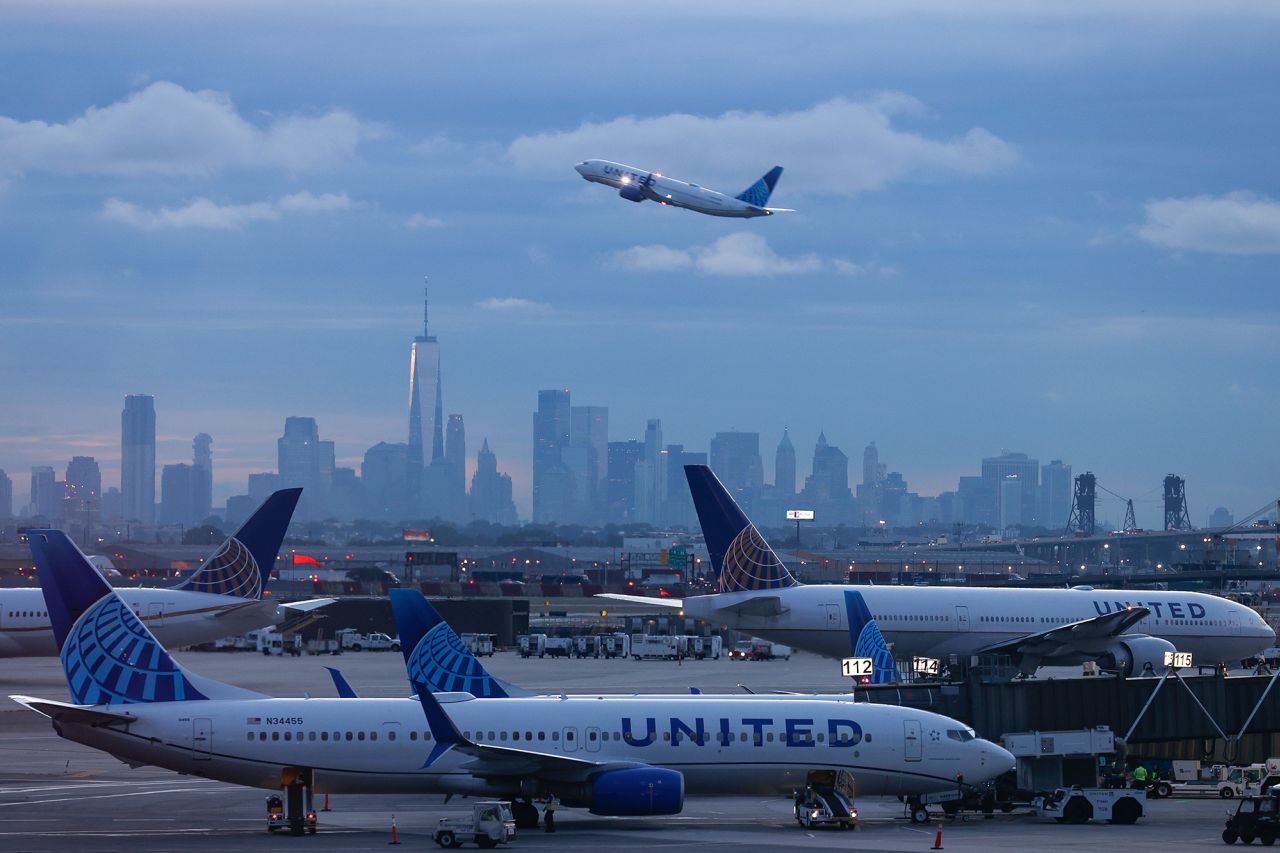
[[0, 650, 1248, 851]]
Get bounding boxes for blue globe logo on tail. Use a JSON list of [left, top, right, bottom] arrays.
[[178, 537, 262, 599], [844, 591, 895, 684], [721, 526, 797, 592], [61, 596, 208, 705], [407, 623, 508, 698]]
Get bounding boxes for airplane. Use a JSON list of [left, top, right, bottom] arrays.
[[0, 488, 330, 656], [600, 466, 1276, 677], [12, 529, 1013, 831], [574, 159, 792, 218]]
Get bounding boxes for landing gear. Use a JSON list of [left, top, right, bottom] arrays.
[[511, 798, 540, 829]]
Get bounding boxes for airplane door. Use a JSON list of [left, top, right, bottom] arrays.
[[821, 603, 845, 629], [192, 717, 212, 760], [562, 727, 578, 753], [903, 720, 922, 761], [1229, 617, 1241, 636], [585, 726, 602, 753], [954, 606, 969, 632], [146, 602, 164, 627]]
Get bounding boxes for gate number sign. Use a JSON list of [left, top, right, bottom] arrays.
[[1164, 651, 1193, 668], [912, 656, 941, 676], [842, 657, 874, 678]]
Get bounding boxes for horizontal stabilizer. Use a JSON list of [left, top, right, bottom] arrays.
[[10, 695, 135, 727], [596, 592, 684, 609], [282, 598, 336, 613]]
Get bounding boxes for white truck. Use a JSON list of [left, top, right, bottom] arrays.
[[631, 634, 687, 660], [687, 636, 722, 660], [432, 801, 515, 848], [572, 635, 602, 658], [601, 632, 630, 659], [335, 629, 400, 652], [1001, 727, 1144, 825], [254, 629, 302, 657], [729, 638, 792, 661], [460, 633, 495, 657], [1170, 761, 1262, 798], [517, 634, 570, 658]]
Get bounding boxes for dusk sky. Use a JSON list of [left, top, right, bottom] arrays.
[[2, 2, 1278, 526]]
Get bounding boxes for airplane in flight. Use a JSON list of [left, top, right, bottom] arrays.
[[12, 529, 1013, 828], [574, 159, 792, 218], [601, 466, 1276, 677], [0, 488, 331, 656]]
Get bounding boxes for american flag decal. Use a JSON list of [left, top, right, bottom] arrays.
[[247, 716, 262, 725]]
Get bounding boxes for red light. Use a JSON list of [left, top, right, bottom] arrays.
[[627, 581, 634, 587]]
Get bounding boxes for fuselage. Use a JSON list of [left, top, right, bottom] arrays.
[[46, 695, 1012, 798], [683, 585, 1275, 663], [574, 160, 772, 218], [0, 587, 282, 656]]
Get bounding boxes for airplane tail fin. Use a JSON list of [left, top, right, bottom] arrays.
[[28, 529, 263, 704], [684, 465, 799, 593], [175, 488, 301, 599], [735, 166, 783, 207], [389, 589, 512, 698], [844, 591, 896, 684]]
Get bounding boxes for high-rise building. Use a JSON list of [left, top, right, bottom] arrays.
[[0, 469, 10, 520], [857, 441, 886, 525], [709, 431, 763, 495], [982, 451, 1039, 527], [1040, 459, 1072, 531], [469, 438, 518, 525], [30, 465, 58, 519], [532, 389, 572, 523], [64, 456, 102, 520], [247, 472, 281, 503], [570, 405, 609, 506], [665, 445, 706, 528], [121, 394, 156, 524], [441, 414, 467, 520], [1209, 506, 1234, 528], [362, 442, 409, 520], [774, 429, 796, 496], [278, 416, 331, 520], [633, 419, 667, 524], [160, 463, 200, 526], [998, 474, 1024, 529], [407, 285, 443, 506], [606, 440, 644, 521], [192, 433, 213, 522]]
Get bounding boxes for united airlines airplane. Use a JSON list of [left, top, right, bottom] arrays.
[[12, 530, 1013, 826], [574, 159, 792, 218], [0, 489, 330, 656], [601, 466, 1275, 676]]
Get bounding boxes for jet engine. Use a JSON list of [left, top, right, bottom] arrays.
[[566, 767, 684, 816], [1099, 635, 1177, 677], [618, 184, 646, 202]]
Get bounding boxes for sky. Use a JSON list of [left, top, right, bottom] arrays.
[[1, 1, 1278, 526]]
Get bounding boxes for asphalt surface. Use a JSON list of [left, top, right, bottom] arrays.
[[0, 650, 1247, 851]]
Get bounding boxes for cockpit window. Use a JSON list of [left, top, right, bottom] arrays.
[[947, 728, 976, 742]]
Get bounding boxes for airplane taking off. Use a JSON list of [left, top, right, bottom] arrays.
[[0, 488, 330, 656], [12, 530, 1012, 828], [600, 466, 1276, 677], [574, 160, 792, 218]]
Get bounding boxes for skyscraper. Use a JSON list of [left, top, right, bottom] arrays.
[[606, 439, 644, 522], [570, 405, 608, 505], [278, 416, 331, 520], [982, 451, 1039, 527], [803, 432, 851, 502], [160, 463, 199, 526], [0, 469, 11, 520], [774, 429, 796, 496], [192, 433, 213, 522], [30, 466, 58, 519], [64, 456, 102, 519], [470, 438, 518, 525], [362, 442, 409, 520], [709, 431, 763, 494], [443, 414, 467, 518], [121, 394, 156, 524], [407, 285, 443, 506], [1040, 459, 1072, 531], [633, 419, 667, 524], [532, 389, 572, 523]]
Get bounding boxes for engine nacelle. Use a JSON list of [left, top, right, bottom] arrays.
[[588, 768, 684, 816], [1100, 635, 1177, 677], [618, 184, 646, 202]]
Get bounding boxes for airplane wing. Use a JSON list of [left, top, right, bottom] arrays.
[[10, 695, 136, 727], [977, 607, 1151, 659], [595, 593, 683, 609], [282, 598, 336, 613], [720, 595, 785, 618], [415, 687, 645, 782]]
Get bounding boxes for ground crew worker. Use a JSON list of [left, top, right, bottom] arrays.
[[543, 795, 558, 833], [1133, 765, 1148, 788]]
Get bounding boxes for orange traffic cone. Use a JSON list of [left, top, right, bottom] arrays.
[[321, 793, 331, 812], [931, 825, 944, 849], [389, 814, 401, 845]]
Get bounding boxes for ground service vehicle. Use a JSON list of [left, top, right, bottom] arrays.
[[433, 801, 515, 848], [460, 633, 495, 657], [266, 793, 316, 835], [1223, 793, 1280, 844], [572, 635, 601, 658], [688, 636, 722, 660], [601, 632, 630, 658], [336, 630, 400, 652], [793, 770, 858, 829], [1004, 727, 1144, 825]]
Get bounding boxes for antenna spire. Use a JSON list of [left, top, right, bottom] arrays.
[[423, 277, 429, 337]]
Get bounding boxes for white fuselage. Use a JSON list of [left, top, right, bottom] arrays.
[[47, 695, 1012, 798], [575, 160, 772, 218], [683, 585, 1275, 663], [0, 587, 284, 656]]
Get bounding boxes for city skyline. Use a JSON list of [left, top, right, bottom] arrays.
[[1, 5, 1277, 528]]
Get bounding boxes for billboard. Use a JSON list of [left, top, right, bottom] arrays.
[[785, 510, 815, 521]]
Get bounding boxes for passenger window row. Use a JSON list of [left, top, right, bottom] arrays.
[[5, 610, 48, 618]]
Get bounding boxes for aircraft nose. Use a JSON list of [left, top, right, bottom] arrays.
[[573, 162, 589, 175], [979, 740, 1016, 777]]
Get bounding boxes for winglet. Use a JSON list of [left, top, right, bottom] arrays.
[[390, 589, 510, 698], [412, 680, 467, 767], [844, 590, 896, 684], [176, 488, 301, 599], [324, 667, 359, 699], [684, 465, 799, 592]]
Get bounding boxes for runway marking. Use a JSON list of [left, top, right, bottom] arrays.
[[0, 779, 223, 795], [0, 786, 239, 807]]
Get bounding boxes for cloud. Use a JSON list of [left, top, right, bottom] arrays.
[[611, 232, 880, 278], [476, 297, 551, 312], [509, 95, 1017, 196], [403, 212, 445, 230], [1138, 191, 1280, 255], [101, 191, 353, 230], [0, 81, 376, 176]]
